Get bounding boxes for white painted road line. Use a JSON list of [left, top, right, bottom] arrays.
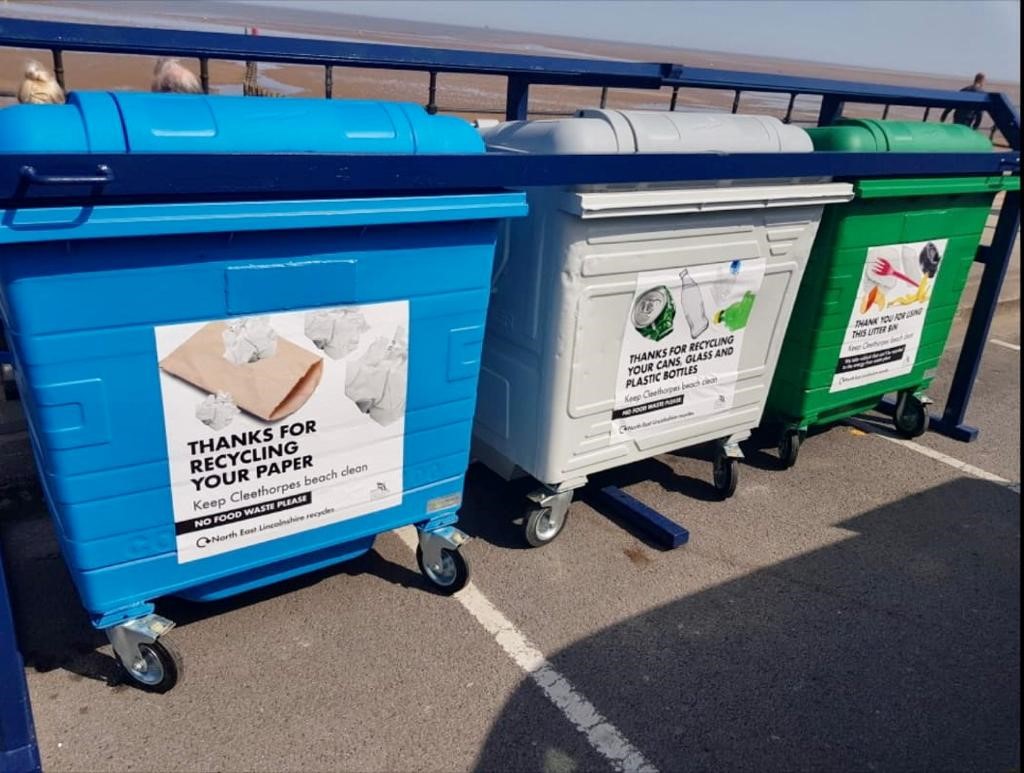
[[396, 527, 658, 773], [990, 338, 1021, 352], [847, 418, 1020, 493]]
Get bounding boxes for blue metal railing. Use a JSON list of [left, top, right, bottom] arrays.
[[0, 19, 1013, 137], [0, 17, 1018, 425], [0, 18, 1019, 747]]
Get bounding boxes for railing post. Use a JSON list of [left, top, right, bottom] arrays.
[[881, 103, 890, 119], [324, 65, 333, 99], [669, 86, 679, 112], [505, 76, 529, 121], [426, 70, 438, 115], [599, 86, 608, 108], [818, 95, 844, 126], [784, 92, 797, 124], [731, 89, 741, 113], [923, 106, 931, 122], [0, 549, 41, 773], [199, 57, 209, 94], [927, 191, 1021, 441], [50, 48, 64, 90]]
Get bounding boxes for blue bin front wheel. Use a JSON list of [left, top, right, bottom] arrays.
[[416, 544, 470, 595], [120, 639, 182, 694]]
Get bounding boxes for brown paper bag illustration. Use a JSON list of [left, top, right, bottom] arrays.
[[160, 322, 323, 422]]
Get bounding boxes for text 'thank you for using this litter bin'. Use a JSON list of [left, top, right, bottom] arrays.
[[155, 302, 409, 563], [830, 239, 946, 393]]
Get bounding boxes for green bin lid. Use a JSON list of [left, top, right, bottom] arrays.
[[807, 119, 994, 153]]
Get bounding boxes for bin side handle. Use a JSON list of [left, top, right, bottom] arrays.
[[20, 164, 115, 187]]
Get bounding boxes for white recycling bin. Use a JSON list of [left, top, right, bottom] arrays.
[[472, 109, 853, 546]]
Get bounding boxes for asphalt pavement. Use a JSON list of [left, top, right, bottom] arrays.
[[1, 308, 1019, 772]]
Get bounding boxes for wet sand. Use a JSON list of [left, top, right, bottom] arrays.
[[1, 0, 1018, 134]]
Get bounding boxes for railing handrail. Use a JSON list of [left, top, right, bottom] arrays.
[[0, 18, 1014, 110], [0, 151, 1017, 209], [0, 17, 670, 87]]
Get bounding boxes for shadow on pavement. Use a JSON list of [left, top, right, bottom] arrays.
[[0, 455, 427, 687], [474, 476, 1021, 772], [459, 455, 723, 552]]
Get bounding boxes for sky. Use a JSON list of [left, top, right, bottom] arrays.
[[238, 0, 1021, 82]]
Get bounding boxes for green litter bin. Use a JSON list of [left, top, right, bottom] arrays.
[[765, 119, 1020, 467]]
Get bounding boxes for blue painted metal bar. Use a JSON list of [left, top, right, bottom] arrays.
[[0, 19, 1006, 123], [594, 486, 690, 550], [666, 65, 993, 109], [505, 76, 530, 121], [0, 152, 1016, 206], [928, 189, 1020, 441], [0, 18, 670, 88], [0, 550, 41, 773], [818, 95, 845, 126], [987, 93, 1022, 151]]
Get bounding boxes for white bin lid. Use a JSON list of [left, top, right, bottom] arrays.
[[481, 109, 813, 154]]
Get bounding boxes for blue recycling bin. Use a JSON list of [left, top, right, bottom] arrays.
[[0, 93, 525, 691]]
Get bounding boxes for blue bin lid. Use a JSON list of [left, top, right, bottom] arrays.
[[0, 92, 484, 154]]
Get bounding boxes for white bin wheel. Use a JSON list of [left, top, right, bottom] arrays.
[[778, 430, 801, 470], [118, 639, 182, 694], [416, 545, 470, 595], [894, 393, 928, 438], [524, 505, 567, 548], [713, 455, 739, 499]]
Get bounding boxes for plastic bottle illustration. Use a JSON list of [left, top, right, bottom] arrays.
[[678, 269, 709, 339], [714, 291, 757, 332], [711, 259, 742, 305]]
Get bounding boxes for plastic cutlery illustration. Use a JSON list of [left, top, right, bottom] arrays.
[[871, 257, 919, 287]]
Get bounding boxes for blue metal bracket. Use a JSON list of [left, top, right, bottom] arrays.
[[593, 486, 690, 550], [0, 550, 41, 773]]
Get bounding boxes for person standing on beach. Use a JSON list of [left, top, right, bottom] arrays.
[[17, 61, 65, 104], [941, 72, 986, 129]]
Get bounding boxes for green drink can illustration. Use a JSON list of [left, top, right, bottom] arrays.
[[631, 286, 676, 341]]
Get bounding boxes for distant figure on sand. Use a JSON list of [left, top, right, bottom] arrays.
[[151, 58, 202, 94], [941, 72, 986, 129], [17, 60, 65, 104]]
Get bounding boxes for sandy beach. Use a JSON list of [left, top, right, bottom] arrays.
[[1, 0, 1018, 133]]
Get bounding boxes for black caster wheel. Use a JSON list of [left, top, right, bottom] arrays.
[[712, 455, 739, 499], [117, 639, 182, 694], [777, 430, 801, 470], [893, 392, 928, 438], [417, 545, 470, 595], [523, 504, 567, 548]]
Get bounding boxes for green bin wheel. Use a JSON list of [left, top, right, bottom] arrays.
[[712, 455, 739, 499], [777, 430, 801, 470], [893, 393, 928, 438]]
